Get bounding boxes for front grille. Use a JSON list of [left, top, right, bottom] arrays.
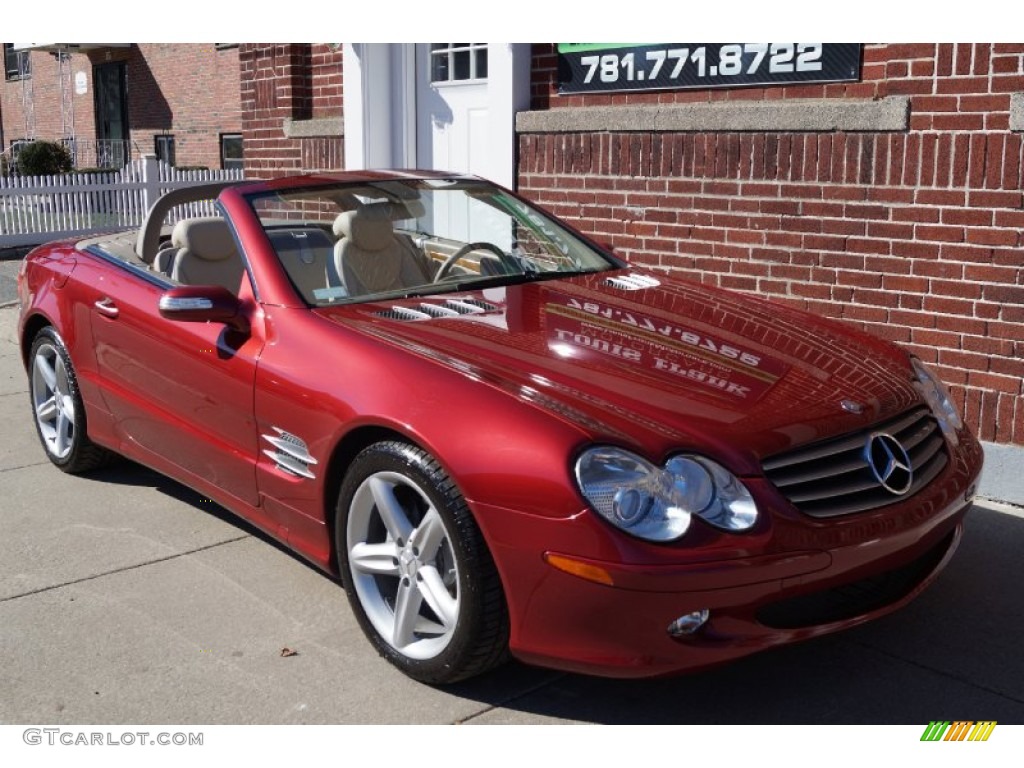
[[762, 407, 948, 518], [756, 530, 954, 630]]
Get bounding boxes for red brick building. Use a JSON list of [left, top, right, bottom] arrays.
[[240, 44, 343, 177], [1, 43, 241, 170]]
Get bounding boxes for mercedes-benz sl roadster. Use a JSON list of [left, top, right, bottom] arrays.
[[16, 171, 983, 683]]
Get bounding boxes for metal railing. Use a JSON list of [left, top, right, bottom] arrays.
[[0, 139, 141, 174], [61, 138, 140, 170]]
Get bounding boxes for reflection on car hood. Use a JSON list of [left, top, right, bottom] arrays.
[[316, 271, 922, 471]]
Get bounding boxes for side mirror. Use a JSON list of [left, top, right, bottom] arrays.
[[158, 286, 249, 334]]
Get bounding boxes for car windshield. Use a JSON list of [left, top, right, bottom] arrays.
[[245, 177, 619, 305]]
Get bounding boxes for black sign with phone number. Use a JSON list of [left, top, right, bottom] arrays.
[[557, 43, 862, 94]]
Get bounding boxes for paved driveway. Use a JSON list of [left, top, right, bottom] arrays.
[[1, 306, 1022, 724]]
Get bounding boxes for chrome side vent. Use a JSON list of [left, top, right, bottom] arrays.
[[443, 299, 489, 315], [418, 303, 463, 318], [604, 273, 661, 291], [455, 298, 499, 312], [262, 428, 318, 479], [375, 299, 500, 321], [376, 306, 433, 321], [762, 408, 948, 518]]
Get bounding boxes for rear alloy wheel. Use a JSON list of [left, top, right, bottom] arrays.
[[337, 441, 508, 684], [29, 327, 110, 473]]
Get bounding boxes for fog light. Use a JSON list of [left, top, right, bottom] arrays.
[[667, 609, 710, 637]]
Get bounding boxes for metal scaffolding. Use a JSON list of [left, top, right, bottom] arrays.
[[56, 47, 75, 142], [19, 48, 35, 140]]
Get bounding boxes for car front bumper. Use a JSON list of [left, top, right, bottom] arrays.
[[470, 434, 982, 678]]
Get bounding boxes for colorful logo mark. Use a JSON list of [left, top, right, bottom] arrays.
[[920, 721, 997, 742]]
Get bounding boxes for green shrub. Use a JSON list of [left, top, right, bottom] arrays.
[[16, 140, 74, 176]]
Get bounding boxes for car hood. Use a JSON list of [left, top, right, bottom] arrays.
[[316, 271, 923, 473]]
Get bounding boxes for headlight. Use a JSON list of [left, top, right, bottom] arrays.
[[574, 447, 759, 542], [911, 358, 963, 445]]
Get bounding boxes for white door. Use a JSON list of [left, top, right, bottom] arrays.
[[344, 43, 527, 189], [416, 43, 490, 177], [416, 43, 505, 245], [345, 44, 528, 242]]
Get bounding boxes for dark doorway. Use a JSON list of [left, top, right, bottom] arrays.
[[93, 62, 129, 167]]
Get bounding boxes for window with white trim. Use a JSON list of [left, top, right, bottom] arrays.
[[429, 44, 487, 83]]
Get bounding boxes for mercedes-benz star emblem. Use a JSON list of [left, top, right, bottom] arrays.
[[865, 433, 913, 495]]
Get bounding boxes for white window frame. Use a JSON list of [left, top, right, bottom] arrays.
[[429, 44, 488, 84]]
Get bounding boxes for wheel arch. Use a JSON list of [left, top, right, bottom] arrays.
[[321, 423, 430, 572], [20, 311, 55, 370], [327, 427, 512, 682]]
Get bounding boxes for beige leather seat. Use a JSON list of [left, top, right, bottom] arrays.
[[333, 204, 433, 297], [151, 226, 183, 275], [152, 246, 177, 276], [169, 217, 245, 293]]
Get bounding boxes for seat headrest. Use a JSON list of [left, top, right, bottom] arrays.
[[332, 199, 425, 237], [333, 204, 395, 251], [171, 218, 236, 262]]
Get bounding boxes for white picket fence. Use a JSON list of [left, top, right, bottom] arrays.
[[0, 155, 245, 248]]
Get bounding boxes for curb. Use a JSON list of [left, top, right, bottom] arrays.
[[0, 247, 31, 262]]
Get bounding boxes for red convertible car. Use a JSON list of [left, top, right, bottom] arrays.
[[16, 171, 983, 683]]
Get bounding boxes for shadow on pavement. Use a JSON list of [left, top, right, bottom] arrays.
[[72, 460, 1024, 724], [448, 503, 1024, 724], [81, 459, 341, 584]]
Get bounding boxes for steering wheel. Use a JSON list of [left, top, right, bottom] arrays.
[[434, 242, 516, 282]]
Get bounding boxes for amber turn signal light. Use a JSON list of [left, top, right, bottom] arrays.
[[544, 553, 615, 586]]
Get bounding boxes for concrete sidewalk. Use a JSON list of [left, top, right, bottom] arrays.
[[0, 256, 23, 306], [1, 305, 1022, 724]]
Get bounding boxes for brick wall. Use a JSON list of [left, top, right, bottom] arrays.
[[240, 44, 343, 178], [125, 44, 241, 168], [310, 45, 344, 120], [1, 44, 239, 169], [1, 48, 96, 151], [519, 43, 1024, 447], [0, 44, 239, 169]]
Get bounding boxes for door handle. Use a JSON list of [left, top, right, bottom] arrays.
[[94, 297, 120, 318]]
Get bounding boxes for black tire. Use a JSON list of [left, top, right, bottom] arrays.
[[336, 440, 509, 684], [28, 327, 111, 474]]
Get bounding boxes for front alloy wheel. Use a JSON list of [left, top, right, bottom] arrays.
[[337, 441, 508, 684], [348, 469, 461, 659]]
